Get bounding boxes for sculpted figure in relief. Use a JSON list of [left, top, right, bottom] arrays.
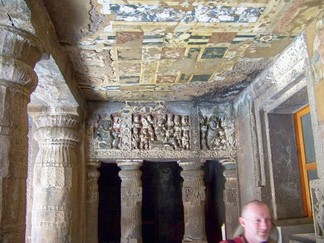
[[174, 115, 182, 147], [200, 115, 228, 150], [130, 111, 191, 150], [132, 127, 140, 149], [154, 114, 166, 142], [182, 130, 190, 150], [95, 115, 113, 149], [140, 128, 149, 150], [146, 114, 155, 141], [200, 117, 208, 150], [206, 117, 219, 149], [181, 116, 190, 149], [164, 114, 178, 149], [112, 115, 121, 149]]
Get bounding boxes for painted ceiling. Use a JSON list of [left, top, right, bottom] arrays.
[[43, 0, 323, 102]]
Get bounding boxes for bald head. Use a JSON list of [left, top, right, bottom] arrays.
[[239, 200, 271, 243], [241, 200, 269, 218]]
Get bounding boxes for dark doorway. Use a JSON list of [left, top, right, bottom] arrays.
[[98, 163, 121, 243], [141, 161, 184, 243], [204, 160, 225, 243]]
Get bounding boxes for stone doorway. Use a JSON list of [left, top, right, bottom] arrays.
[[141, 161, 184, 243], [98, 163, 121, 243]]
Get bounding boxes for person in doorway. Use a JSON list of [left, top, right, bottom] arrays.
[[220, 200, 272, 243]]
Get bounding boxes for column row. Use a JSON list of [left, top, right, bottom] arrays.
[[86, 160, 208, 243]]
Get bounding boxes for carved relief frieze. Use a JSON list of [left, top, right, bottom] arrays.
[[131, 111, 191, 151], [91, 112, 122, 150], [87, 102, 236, 161], [121, 104, 132, 151], [198, 103, 236, 158], [200, 115, 228, 150]]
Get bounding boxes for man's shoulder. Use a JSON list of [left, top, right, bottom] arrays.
[[219, 235, 245, 243]]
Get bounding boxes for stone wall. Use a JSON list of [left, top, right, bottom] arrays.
[[234, 33, 311, 215], [305, 13, 324, 242], [234, 14, 324, 241]]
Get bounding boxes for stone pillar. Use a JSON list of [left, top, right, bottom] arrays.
[[0, 26, 42, 242], [117, 160, 143, 243], [221, 160, 239, 239], [30, 113, 80, 243], [178, 161, 207, 243], [86, 160, 101, 243]]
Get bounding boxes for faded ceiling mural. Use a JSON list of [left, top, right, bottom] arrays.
[[43, 0, 324, 102]]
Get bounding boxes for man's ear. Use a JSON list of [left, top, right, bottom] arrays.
[[239, 217, 246, 227]]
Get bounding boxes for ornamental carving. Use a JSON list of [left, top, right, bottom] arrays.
[[183, 187, 206, 203], [121, 188, 142, 207], [93, 113, 122, 149], [200, 115, 231, 151], [87, 102, 236, 161]]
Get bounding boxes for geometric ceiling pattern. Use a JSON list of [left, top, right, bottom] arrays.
[[44, 0, 324, 102]]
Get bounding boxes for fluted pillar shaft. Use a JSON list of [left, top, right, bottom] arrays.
[[86, 160, 101, 243], [117, 160, 143, 243], [178, 161, 207, 243], [30, 113, 80, 243], [0, 26, 42, 242]]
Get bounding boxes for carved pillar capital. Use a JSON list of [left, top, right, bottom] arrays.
[[0, 25, 43, 92], [32, 113, 80, 145], [221, 160, 237, 181], [117, 159, 143, 170], [178, 160, 204, 170]]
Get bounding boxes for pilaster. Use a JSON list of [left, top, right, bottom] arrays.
[[117, 160, 143, 243], [178, 161, 207, 243], [30, 113, 80, 243], [86, 160, 101, 243], [0, 25, 42, 242], [221, 160, 239, 239]]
